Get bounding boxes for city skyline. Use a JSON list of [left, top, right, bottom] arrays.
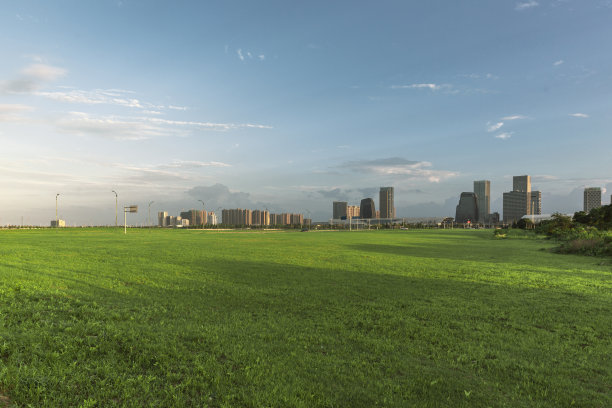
[[1, 1, 612, 225]]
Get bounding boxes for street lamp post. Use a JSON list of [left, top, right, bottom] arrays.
[[112, 190, 118, 227], [55, 193, 60, 226], [148, 201, 155, 227], [198, 200, 205, 227]]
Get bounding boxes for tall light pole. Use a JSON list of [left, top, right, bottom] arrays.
[[148, 201, 155, 227], [198, 200, 205, 227], [112, 190, 118, 227], [55, 193, 60, 226]]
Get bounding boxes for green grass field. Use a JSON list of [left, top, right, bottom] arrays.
[[0, 229, 610, 407]]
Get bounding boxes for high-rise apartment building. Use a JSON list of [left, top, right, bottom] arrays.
[[379, 187, 395, 219], [207, 212, 218, 225], [473, 180, 490, 222], [347, 205, 360, 219], [180, 209, 206, 226], [333, 201, 348, 219], [455, 192, 479, 223], [251, 210, 270, 226], [584, 187, 602, 213], [360, 198, 376, 219], [222, 209, 252, 226]]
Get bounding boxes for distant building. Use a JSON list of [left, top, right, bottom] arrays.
[[584, 187, 602, 212], [347, 205, 360, 219], [222, 209, 252, 226], [50, 219, 66, 227], [455, 192, 479, 223], [360, 198, 376, 219], [180, 210, 205, 226], [332, 201, 348, 219], [158, 211, 168, 227], [486, 212, 500, 224], [473, 180, 490, 222], [530, 191, 542, 215], [270, 212, 304, 226], [252, 210, 270, 226], [207, 212, 218, 225], [379, 187, 395, 219], [503, 175, 534, 224]]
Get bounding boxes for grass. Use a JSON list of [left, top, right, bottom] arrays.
[[0, 228, 610, 407]]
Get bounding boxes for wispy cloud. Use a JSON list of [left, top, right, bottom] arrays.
[[0, 104, 33, 122], [168, 105, 188, 111], [495, 132, 513, 140], [553, 60, 564, 66], [338, 157, 457, 183], [162, 160, 231, 169], [391, 83, 449, 91], [36, 88, 144, 108], [1, 63, 66, 93], [54, 112, 272, 140], [501, 115, 527, 120], [56, 112, 172, 140], [516, 1, 539, 10], [569, 113, 589, 118], [487, 122, 504, 132], [237, 49, 245, 61]]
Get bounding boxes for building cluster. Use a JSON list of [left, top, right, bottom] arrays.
[[332, 187, 395, 220], [157, 210, 218, 227], [456, 176, 540, 224], [221, 209, 307, 226], [456, 175, 610, 225]]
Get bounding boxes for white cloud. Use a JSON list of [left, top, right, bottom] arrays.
[[495, 132, 513, 140], [0, 104, 33, 121], [36, 89, 144, 108], [553, 60, 564, 66], [569, 113, 589, 118], [516, 1, 539, 10], [168, 105, 188, 111], [1, 63, 66, 93], [487, 122, 504, 132], [21, 64, 66, 82], [258, 54, 265, 61], [391, 83, 447, 91], [143, 116, 272, 131], [501, 115, 527, 120], [237, 49, 245, 61], [338, 158, 457, 183], [56, 112, 172, 140], [54, 112, 272, 140], [163, 160, 231, 169]]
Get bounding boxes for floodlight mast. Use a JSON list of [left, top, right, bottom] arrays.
[[112, 190, 118, 227]]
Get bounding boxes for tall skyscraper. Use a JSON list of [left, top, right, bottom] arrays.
[[503, 175, 533, 223], [455, 192, 479, 223], [379, 187, 395, 219], [473, 180, 490, 222], [513, 175, 531, 193], [584, 187, 602, 212], [332, 201, 348, 219], [360, 198, 376, 219]]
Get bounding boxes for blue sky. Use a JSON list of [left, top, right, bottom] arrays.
[[1, 0, 611, 225]]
